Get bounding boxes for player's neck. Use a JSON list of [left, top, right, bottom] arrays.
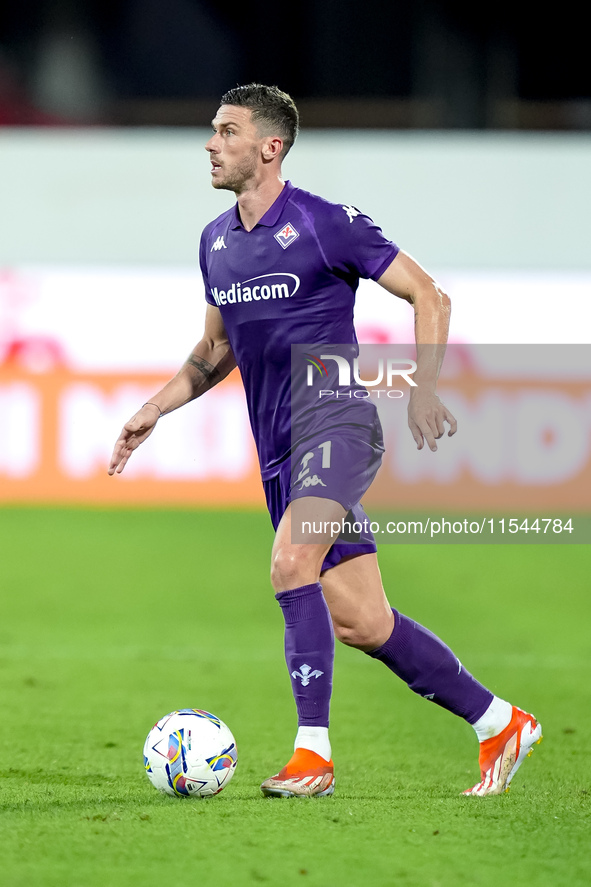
[[236, 176, 285, 232]]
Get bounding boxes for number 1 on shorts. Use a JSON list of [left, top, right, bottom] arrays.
[[318, 440, 332, 469]]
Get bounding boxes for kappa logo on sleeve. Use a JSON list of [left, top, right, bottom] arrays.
[[274, 222, 299, 249], [342, 205, 360, 223]]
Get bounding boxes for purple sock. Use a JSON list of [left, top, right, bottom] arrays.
[[367, 608, 493, 724], [275, 583, 334, 728]]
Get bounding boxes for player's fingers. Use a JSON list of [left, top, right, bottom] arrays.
[[422, 423, 438, 452], [445, 409, 458, 436], [418, 411, 443, 450], [108, 439, 124, 474], [433, 411, 446, 439], [108, 450, 125, 475], [115, 450, 132, 474], [408, 418, 424, 450], [108, 433, 135, 475], [112, 444, 135, 474]]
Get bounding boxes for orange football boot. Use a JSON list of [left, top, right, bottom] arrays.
[[261, 748, 335, 798], [464, 706, 542, 796]]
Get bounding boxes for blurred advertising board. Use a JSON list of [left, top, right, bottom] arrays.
[[1, 267, 590, 513], [0, 370, 262, 506]]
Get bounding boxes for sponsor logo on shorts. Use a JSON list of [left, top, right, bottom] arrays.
[[296, 473, 327, 490], [294, 447, 330, 491], [210, 273, 300, 307]]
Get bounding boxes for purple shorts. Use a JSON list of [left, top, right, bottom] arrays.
[[263, 418, 384, 572]]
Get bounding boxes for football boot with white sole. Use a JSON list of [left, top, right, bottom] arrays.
[[463, 705, 542, 796], [261, 748, 335, 798]]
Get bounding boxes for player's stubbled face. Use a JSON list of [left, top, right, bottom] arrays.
[[205, 105, 261, 193]]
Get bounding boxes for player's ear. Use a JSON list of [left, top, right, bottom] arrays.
[[262, 136, 283, 161]]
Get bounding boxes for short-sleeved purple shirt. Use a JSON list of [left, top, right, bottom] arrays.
[[200, 181, 399, 479]]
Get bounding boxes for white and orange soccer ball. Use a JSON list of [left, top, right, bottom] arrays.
[[143, 709, 237, 798]]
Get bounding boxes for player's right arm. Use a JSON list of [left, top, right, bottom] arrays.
[[107, 305, 236, 476]]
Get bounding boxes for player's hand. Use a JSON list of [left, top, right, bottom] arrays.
[[408, 390, 457, 452], [108, 404, 161, 475]]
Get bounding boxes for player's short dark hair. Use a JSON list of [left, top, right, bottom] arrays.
[[219, 83, 299, 158]]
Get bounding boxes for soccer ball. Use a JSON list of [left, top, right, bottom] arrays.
[[143, 709, 237, 798]]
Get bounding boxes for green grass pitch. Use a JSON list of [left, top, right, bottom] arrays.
[[0, 506, 589, 887]]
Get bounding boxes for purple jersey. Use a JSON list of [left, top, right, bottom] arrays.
[[200, 181, 399, 479]]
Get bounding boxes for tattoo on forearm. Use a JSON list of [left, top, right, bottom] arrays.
[[185, 355, 221, 386]]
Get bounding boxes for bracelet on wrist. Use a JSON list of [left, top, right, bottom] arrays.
[[143, 402, 163, 418]]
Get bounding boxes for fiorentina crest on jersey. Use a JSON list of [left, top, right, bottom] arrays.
[[274, 222, 299, 249]]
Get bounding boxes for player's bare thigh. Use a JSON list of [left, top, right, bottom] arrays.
[[270, 499, 394, 651], [321, 552, 394, 651], [270, 497, 346, 593]]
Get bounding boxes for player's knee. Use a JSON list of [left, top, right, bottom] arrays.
[[333, 620, 384, 651], [270, 545, 319, 593]]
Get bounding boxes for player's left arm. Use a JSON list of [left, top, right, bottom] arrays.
[[376, 250, 457, 451]]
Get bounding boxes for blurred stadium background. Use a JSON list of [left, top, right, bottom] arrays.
[[1, 12, 589, 883], [0, 0, 590, 517]]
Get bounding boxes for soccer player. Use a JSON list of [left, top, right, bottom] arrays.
[[108, 84, 541, 798]]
